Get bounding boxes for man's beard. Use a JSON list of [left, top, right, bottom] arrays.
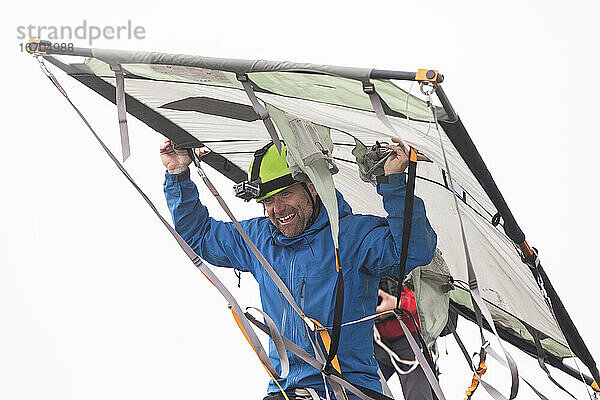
[[269, 203, 313, 238]]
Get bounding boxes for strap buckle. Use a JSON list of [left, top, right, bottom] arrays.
[[362, 81, 375, 95]]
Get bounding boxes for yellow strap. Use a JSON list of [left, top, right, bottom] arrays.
[[310, 318, 342, 374], [231, 308, 290, 400]]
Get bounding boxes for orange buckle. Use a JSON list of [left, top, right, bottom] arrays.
[[415, 69, 439, 82]]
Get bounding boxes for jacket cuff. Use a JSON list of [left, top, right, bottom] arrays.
[[165, 168, 191, 184], [376, 173, 407, 194]]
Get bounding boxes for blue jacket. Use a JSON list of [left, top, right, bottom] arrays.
[[164, 171, 437, 394]]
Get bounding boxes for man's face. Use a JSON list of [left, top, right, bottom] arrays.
[[262, 183, 316, 238]]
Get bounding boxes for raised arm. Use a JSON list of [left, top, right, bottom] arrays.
[[356, 138, 437, 276], [161, 140, 255, 271]]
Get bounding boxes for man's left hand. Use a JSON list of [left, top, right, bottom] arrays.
[[376, 289, 399, 314]]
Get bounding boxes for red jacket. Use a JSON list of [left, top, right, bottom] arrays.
[[376, 286, 421, 339]]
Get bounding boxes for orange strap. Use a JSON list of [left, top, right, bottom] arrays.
[[464, 361, 487, 400], [310, 318, 343, 374], [231, 308, 290, 400]]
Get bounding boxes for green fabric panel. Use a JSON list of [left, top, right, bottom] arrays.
[[251, 72, 431, 121], [450, 288, 571, 359], [85, 58, 113, 76], [251, 72, 373, 112], [409, 249, 453, 348], [373, 80, 433, 121]]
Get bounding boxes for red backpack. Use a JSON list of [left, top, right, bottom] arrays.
[[376, 285, 421, 339]]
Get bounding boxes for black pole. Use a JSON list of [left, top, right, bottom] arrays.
[[438, 111, 600, 387]]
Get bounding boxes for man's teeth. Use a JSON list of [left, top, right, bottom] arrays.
[[278, 213, 295, 223]]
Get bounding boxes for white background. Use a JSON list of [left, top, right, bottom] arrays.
[[1, 1, 599, 399]]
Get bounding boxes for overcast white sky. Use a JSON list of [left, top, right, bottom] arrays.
[[1, 1, 599, 399]]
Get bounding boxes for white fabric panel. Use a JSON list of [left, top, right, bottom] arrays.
[[107, 75, 566, 346]]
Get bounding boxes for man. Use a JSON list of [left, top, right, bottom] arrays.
[[160, 138, 437, 399]]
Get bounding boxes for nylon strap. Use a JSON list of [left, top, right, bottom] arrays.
[[303, 322, 347, 400], [247, 314, 394, 400], [429, 92, 520, 399], [109, 64, 131, 162], [396, 148, 418, 308], [486, 347, 550, 400], [394, 310, 446, 400], [260, 174, 296, 197], [250, 142, 272, 182], [35, 56, 289, 382], [191, 158, 306, 320], [362, 81, 399, 137], [189, 153, 347, 377], [247, 307, 290, 378], [236, 74, 282, 153], [447, 315, 552, 400], [528, 327, 576, 399], [326, 250, 344, 367], [189, 154, 353, 399]]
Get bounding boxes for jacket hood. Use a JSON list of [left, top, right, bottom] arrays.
[[268, 190, 352, 247]]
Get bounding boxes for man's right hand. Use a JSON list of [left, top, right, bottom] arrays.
[[160, 139, 192, 174]]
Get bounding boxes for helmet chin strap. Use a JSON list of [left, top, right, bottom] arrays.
[[300, 182, 321, 227]]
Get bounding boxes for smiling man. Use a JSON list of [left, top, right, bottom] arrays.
[[161, 139, 437, 400]]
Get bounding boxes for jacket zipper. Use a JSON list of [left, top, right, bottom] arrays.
[[290, 254, 300, 385], [279, 291, 287, 337]]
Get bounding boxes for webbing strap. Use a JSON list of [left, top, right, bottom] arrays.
[[190, 153, 346, 378], [326, 250, 345, 366], [260, 174, 296, 196], [309, 318, 342, 376], [35, 56, 289, 382], [191, 159, 306, 319], [363, 81, 399, 137], [303, 323, 346, 400], [190, 155, 352, 398], [247, 315, 393, 400], [486, 347, 550, 400], [447, 316, 548, 400], [236, 74, 282, 153], [247, 307, 290, 378], [396, 148, 418, 307], [362, 80, 418, 301], [429, 92, 520, 399], [527, 327, 576, 398], [109, 64, 131, 162], [250, 142, 272, 182], [394, 310, 446, 400], [464, 361, 487, 400]]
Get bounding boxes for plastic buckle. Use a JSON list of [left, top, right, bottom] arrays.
[[362, 82, 375, 95], [236, 73, 249, 82]]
